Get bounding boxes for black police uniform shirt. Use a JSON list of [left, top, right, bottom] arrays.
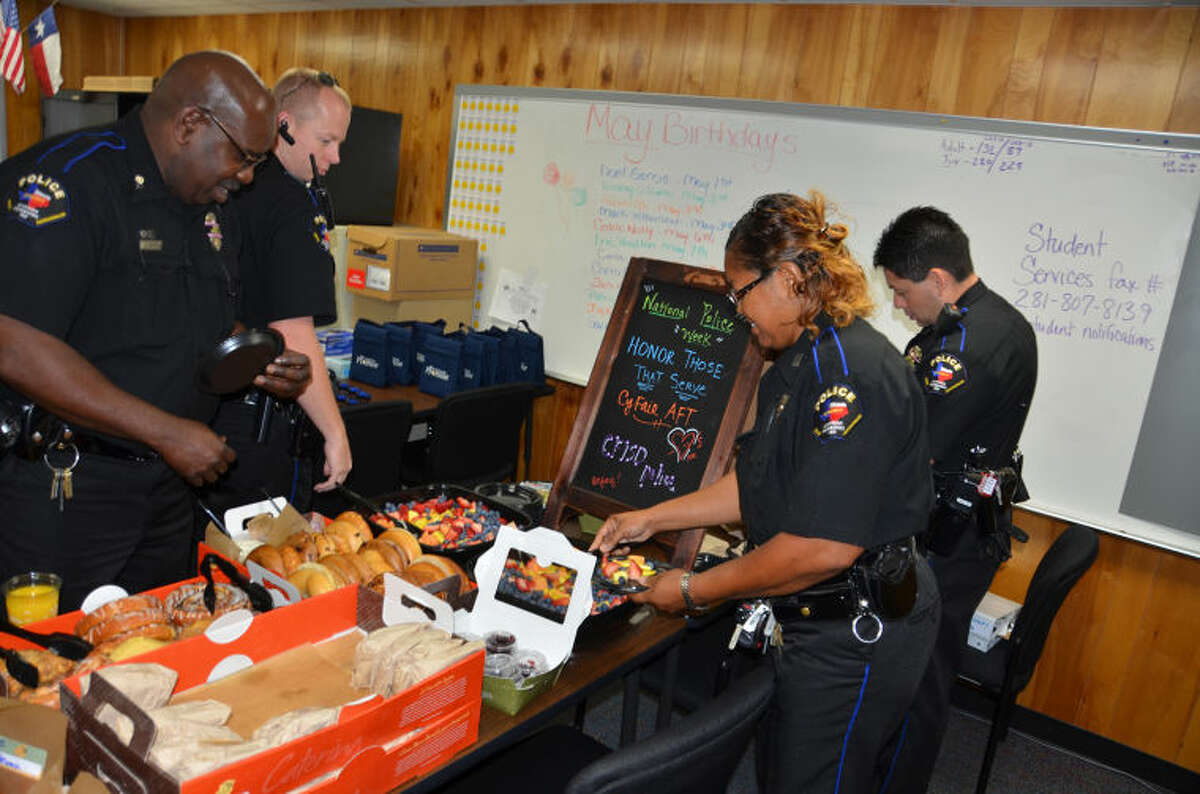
[[904, 279, 1037, 473], [0, 109, 239, 429], [736, 313, 932, 553], [233, 152, 336, 329]]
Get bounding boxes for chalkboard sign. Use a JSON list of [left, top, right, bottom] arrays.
[[544, 258, 763, 567]]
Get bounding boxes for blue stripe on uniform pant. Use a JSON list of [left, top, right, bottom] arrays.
[[836, 663, 873, 793]]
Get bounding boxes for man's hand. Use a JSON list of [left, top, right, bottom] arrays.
[[155, 418, 237, 487], [254, 349, 312, 400], [313, 434, 353, 492]]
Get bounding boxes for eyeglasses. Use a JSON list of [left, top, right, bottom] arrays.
[[727, 267, 777, 307], [277, 71, 339, 103], [198, 107, 268, 168]]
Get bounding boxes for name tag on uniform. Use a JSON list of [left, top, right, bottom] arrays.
[[139, 229, 163, 251]]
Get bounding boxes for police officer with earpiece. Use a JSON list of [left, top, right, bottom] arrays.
[[874, 206, 1038, 792], [204, 68, 353, 517]]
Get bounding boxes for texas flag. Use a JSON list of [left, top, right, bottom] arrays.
[[0, 0, 25, 95], [27, 6, 61, 97]]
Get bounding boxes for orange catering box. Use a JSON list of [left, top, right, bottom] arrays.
[[57, 582, 484, 794]]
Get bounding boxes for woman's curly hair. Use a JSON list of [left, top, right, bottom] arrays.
[[725, 191, 873, 334]]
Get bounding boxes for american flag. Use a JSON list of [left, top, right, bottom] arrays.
[[1, 0, 25, 95]]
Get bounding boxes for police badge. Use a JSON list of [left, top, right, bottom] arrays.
[[204, 211, 223, 251]]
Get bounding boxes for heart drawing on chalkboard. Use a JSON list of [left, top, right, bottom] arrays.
[[667, 427, 702, 463]]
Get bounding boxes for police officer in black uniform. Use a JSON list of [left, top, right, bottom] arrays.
[[593, 193, 940, 793], [873, 206, 1037, 792], [0, 51, 309, 611], [204, 67, 352, 516]]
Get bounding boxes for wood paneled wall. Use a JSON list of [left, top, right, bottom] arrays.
[[9, 2, 1200, 772], [2, 2, 123, 157]]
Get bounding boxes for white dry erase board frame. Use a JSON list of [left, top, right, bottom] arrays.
[[444, 85, 1200, 559]]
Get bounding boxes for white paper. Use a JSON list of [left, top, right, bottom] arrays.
[[490, 268, 547, 326]]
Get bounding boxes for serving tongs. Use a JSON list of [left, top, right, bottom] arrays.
[[0, 646, 41, 688], [0, 618, 93, 660], [334, 483, 409, 536], [199, 553, 274, 615]]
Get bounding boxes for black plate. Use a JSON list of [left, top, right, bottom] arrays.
[[378, 484, 530, 549], [196, 328, 284, 395], [592, 555, 669, 595]]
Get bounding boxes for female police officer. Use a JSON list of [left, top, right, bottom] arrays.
[[592, 192, 940, 793]]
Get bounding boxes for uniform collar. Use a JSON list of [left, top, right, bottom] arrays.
[[115, 107, 173, 205], [955, 278, 988, 309], [776, 311, 840, 388]]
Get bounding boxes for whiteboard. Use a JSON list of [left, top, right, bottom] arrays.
[[445, 86, 1200, 558]]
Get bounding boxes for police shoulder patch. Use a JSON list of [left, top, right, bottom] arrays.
[[6, 173, 70, 228], [925, 352, 967, 395], [812, 383, 862, 442]]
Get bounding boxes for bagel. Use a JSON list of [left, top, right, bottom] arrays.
[[310, 532, 337, 558], [75, 594, 165, 641], [362, 539, 404, 573], [246, 544, 286, 577], [400, 561, 447, 589], [323, 521, 363, 554], [320, 553, 363, 585], [358, 547, 394, 576], [283, 532, 319, 562], [342, 551, 376, 584], [377, 529, 422, 567], [287, 566, 314, 596], [335, 511, 374, 543], [412, 554, 471, 595], [300, 562, 340, 596], [279, 544, 304, 576]]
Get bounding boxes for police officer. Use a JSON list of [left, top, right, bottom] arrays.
[[0, 51, 309, 611], [205, 67, 352, 515], [593, 193, 940, 793], [873, 206, 1037, 792]]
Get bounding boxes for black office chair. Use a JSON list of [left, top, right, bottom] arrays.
[[331, 399, 413, 499], [958, 523, 1099, 794], [440, 664, 774, 794], [406, 382, 539, 487]]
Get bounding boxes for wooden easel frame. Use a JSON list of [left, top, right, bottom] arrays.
[[543, 257, 764, 569]]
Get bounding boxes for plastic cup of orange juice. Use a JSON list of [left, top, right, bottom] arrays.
[[3, 572, 62, 626]]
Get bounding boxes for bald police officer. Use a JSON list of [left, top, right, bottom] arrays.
[[0, 51, 308, 610]]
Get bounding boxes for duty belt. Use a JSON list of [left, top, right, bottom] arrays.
[[771, 535, 920, 626]]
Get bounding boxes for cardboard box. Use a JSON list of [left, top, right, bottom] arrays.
[[346, 226, 477, 302], [80, 75, 156, 92], [456, 526, 595, 715], [61, 582, 483, 794], [349, 293, 475, 332]]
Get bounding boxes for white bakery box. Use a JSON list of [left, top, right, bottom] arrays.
[[456, 525, 595, 715]]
